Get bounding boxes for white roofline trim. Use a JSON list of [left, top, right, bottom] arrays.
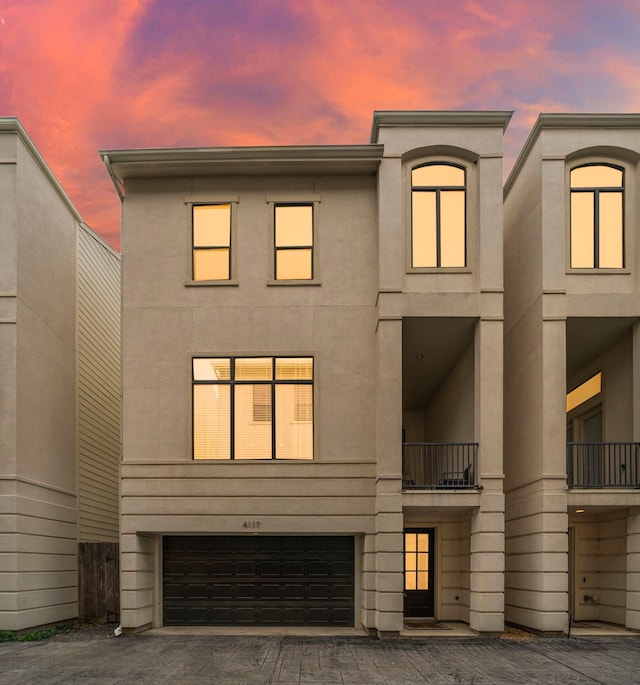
[[371, 111, 513, 142], [0, 117, 84, 224]]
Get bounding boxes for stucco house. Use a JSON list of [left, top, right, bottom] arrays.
[[0, 119, 120, 631], [102, 110, 511, 635], [504, 114, 640, 634]]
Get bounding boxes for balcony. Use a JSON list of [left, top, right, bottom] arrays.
[[567, 442, 640, 488], [402, 443, 479, 490]]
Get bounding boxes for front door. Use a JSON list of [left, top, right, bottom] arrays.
[[403, 529, 435, 618]]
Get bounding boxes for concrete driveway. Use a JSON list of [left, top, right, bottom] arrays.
[[1, 633, 639, 684]]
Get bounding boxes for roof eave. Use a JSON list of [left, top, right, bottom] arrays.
[[100, 144, 384, 190]]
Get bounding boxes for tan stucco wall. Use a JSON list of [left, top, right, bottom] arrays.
[[571, 512, 627, 625], [120, 170, 380, 629], [423, 343, 474, 443], [0, 130, 78, 630]]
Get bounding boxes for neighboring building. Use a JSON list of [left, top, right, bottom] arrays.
[[102, 110, 511, 635], [504, 114, 640, 633], [0, 119, 120, 631]]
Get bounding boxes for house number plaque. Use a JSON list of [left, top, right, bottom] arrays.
[[242, 520, 261, 529]]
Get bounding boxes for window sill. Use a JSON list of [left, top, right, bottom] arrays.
[[266, 279, 322, 287], [566, 268, 631, 275], [185, 280, 239, 287], [406, 267, 472, 274], [192, 458, 315, 462]]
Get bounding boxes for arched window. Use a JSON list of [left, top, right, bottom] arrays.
[[411, 163, 466, 268], [570, 164, 624, 268]]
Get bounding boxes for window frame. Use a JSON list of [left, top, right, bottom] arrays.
[[569, 162, 625, 271], [407, 160, 471, 273], [274, 203, 314, 281], [192, 355, 314, 460], [266, 196, 322, 286], [185, 197, 239, 286]]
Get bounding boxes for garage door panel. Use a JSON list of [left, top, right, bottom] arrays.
[[212, 584, 232, 599], [332, 584, 353, 599], [283, 584, 304, 600], [283, 561, 304, 576], [237, 584, 256, 600], [163, 536, 354, 626]]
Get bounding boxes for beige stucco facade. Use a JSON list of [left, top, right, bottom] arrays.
[[105, 110, 510, 634], [504, 114, 640, 633], [0, 120, 120, 631]]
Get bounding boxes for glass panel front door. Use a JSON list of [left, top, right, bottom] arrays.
[[403, 528, 435, 618]]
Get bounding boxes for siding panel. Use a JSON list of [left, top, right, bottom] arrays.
[[77, 226, 120, 543]]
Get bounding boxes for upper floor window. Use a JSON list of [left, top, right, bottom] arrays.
[[274, 204, 314, 280], [411, 163, 466, 268], [192, 204, 232, 280], [193, 356, 313, 460], [566, 371, 602, 414], [570, 164, 624, 269]]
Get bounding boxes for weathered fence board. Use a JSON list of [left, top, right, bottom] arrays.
[[78, 542, 120, 623]]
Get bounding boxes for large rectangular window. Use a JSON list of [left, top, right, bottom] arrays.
[[193, 357, 313, 460], [274, 204, 313, 280], [192, 204, 232, 280]]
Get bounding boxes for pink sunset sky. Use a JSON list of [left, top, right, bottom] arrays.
[[1, 0, 640, 250]]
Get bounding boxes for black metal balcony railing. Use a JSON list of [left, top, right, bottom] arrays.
[[402, 443, 479, 490], [567, 442, 640, 488]]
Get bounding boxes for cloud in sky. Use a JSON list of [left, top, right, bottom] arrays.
[[1, 0, 639, 249]]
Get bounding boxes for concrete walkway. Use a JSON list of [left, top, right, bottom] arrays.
[[1, 633, 639, 684]]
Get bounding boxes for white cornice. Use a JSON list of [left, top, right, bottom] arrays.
[[370, 110, 513, 142]]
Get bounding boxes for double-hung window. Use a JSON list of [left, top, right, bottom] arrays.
[[193, 356, 313, 460], [570, 164, 624, 269], [411, 163, 466, 268], [192, 204, 232, 280], [274, 204, 314, 280]]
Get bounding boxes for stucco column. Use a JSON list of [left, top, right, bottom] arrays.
[[377, 157, 404, 292], [469, 318, 505, 632], [475, 318, 503, 480], [627, 509, 640, 630], [505, 316, 568, 633], [374, 317, 404, 634], [120, 532, 156, 632], [469, 498, 505, 633]]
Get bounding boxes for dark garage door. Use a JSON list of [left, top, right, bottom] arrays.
[[163, 536, 354, 626]]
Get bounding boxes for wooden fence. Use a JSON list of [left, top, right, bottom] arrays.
[[78, 542, 120, 624]]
